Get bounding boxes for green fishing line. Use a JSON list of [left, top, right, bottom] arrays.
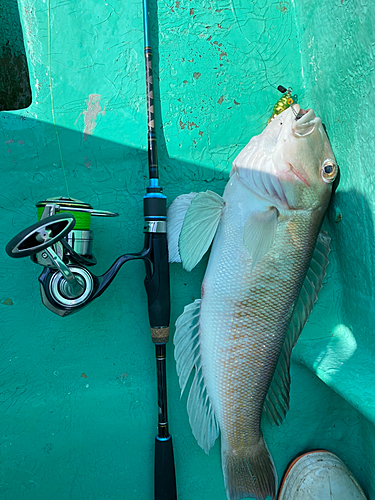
[[37, 207, 91, 231]]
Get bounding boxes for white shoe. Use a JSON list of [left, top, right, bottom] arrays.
[[277, 450, 367, 500]]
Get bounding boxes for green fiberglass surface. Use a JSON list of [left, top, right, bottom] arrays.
[[0, 0, 374, 498]]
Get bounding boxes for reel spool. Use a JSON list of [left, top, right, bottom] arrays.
[[36, 197, 118, 261]]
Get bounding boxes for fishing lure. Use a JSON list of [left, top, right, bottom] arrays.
[[267, 85, 299, 124]]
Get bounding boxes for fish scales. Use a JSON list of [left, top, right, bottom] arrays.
[[169, 105, 338, 500], [201, 208, 320, 448]]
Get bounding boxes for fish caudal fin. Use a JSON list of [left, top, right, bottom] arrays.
[[222, 438, 277, 500]]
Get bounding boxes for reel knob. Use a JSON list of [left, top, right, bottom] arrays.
[[6, 214, 76, 258]]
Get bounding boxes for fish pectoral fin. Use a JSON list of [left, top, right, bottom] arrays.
[[243, 207, 278, 268], [167, 192, 198, 263], [263, 231, 331, 426], [174, 299, 219, 453], [178, 190, 225, 272]]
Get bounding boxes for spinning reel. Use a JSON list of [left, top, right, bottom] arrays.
[[6, 0, 176, 492], [6, 196, 169, 330]]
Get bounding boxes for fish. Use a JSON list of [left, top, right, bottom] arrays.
[[167, 104, 338, 500]]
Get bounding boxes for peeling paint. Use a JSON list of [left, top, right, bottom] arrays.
[[276, 1, 289, 12], [179, 120, 198, 131], [76, 94, 106, 141], [84, 156, 91, 168], [1, 298, 14, 305]]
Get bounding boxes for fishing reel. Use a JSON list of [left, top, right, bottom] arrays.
[[6, 198, 116, 316], [6, 197, 168, 323]]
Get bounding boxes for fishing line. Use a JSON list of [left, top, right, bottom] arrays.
[[257, 49, 280, 92], [228, 0, 253, 48], [47, 0, 70, 198], [36, 205, 91, 230], [228, 0, 299, 120], [257, 49, 297, 104]]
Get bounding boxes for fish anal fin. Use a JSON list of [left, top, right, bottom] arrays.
[[263, 231, 331, 425], [174, 299, 219, 453]]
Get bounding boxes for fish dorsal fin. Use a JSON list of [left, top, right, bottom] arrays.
[[263, 232, 331, 425], [179, 190, 225, 272], [243, 207, 278, 268], [167, 193, 198, 263], [174, 299, 219, 453]]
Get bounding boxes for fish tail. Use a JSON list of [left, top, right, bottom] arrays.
[[222, 437, 277, 500]]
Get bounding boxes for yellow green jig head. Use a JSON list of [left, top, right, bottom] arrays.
[[267, 85, 298, 124]]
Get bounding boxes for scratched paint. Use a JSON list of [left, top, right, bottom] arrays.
[[0, 0, 374, 499]]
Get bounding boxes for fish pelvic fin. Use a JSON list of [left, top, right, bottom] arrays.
[[222, 437, 277, 500]]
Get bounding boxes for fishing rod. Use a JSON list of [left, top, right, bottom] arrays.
[[141, 0, 177, 498], [6, 1, 177, 498]]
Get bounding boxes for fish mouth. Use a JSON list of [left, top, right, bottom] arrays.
[[292, 107, 318, 136], [295, 107, 314, 123]]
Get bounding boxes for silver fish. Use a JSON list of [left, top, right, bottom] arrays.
[[167, 105, 338, 500]]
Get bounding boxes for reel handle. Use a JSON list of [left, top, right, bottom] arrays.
[[6, 213, 76, 258]]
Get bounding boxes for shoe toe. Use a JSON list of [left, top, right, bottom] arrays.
[[277, 451, 367, 500]]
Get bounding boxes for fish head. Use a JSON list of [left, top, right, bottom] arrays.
[[273, 104, 338, 210], [232, 105, 338, 211]]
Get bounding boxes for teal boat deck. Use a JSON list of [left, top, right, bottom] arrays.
[[1, 0, 374, 498]]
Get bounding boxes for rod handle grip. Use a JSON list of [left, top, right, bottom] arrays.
[[144, 234, 171, 334], [151, 327, 169, 344], [155, 435, 177, 500]]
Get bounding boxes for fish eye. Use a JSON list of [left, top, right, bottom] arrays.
[[321, 160, 337, 183]]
